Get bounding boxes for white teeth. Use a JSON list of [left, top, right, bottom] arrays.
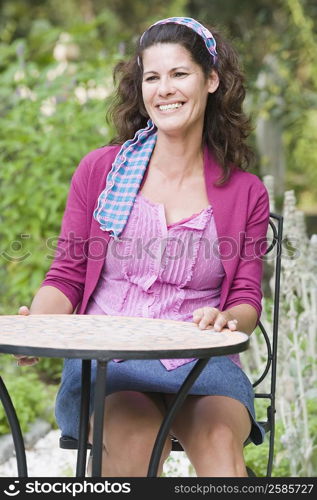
[[159, 103, 183, 111]]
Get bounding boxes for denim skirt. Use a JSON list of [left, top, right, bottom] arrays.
[[55, 356, 265, 445]]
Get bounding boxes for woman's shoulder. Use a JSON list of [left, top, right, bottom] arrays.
[[230, 167, 268, 194], [79, 144, 121, 170], [205, 147, 267, 196], [71, 144, 121, 183]]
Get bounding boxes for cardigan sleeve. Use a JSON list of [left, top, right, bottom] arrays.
[[223, 183, 270, 319], [40, 154, 91, 310]]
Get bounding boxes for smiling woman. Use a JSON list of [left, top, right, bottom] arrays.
[[141, 43, 219, 139], [17, 17, 270, 478]]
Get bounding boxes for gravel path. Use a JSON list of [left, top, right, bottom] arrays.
[[0, 429, 195, 477]]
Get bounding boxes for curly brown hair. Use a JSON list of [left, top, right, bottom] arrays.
[[107, 22, 254, 183]]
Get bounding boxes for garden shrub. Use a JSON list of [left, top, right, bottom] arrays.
[[0, 355, 57, 434]]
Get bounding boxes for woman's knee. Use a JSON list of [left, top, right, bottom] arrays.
[[208, 422, 239, 448], [184, 423, 246, 475], [99, 415, 171, 476], [116, 426, 171, 462], [105, 415, 171, 458], [89, 391, 172, 474]]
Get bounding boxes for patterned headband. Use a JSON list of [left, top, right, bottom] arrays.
[[139, 17, 218, 65]]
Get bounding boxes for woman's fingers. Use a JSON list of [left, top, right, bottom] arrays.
[[16, 356, 39, 366], [14, 354, 39, 366], [214, 314, 237, 331], [193, 307, 219, 330], [15, 306, 39, 365], [192, 308, 204, 324], [193, 307, 238, 331], [18, 306, 30, 315], [227, 319, 238, 331]]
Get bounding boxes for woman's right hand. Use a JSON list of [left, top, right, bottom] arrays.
[[14, 306, 40, 366]]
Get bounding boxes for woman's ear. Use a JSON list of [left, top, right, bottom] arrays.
[[207, 70, 220, 94]]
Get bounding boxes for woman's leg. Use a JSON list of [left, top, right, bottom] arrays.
[[164, 394, 251, 477], [89, 391, 172, 477]]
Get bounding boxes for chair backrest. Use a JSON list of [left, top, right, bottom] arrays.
[[250, 212, 283, 476]]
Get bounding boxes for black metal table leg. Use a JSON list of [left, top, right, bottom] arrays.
[[147, 358, 209, 477], [91, 360, 108, 477], [0, 376, 28, 477], [76, 359, 91, 477]]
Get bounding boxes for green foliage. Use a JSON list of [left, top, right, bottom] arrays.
[[0, 19, 118, 312], [244, 398, 317, 477], [34, 357, 63, 385], [285, 109, 317, 207], [245, 421, 290, 477], [0, 355, 58, 435]]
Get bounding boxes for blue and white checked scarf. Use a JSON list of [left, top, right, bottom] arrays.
[[93, 119, 157, 240], [93, 17, 218, 240]]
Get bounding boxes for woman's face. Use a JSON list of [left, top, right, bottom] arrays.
[[141, 43, 219, 137]]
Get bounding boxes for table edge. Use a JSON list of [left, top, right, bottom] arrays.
[[0, 338, 250, 360]]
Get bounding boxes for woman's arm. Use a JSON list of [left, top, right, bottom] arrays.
[[29, 285, 73, 314], [193, 182, 270, 336], [193, 304, 257, 335], [224, 184, 270, 319], [40, 153, 92, 311]]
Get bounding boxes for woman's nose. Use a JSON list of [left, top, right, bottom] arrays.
[[158, 77, 175, 96]]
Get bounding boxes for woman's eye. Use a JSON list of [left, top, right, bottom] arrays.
[[144, 75, 158, 82], [143, 73, 187, 82]]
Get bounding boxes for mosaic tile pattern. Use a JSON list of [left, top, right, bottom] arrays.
[[0, 314, 249, 358]]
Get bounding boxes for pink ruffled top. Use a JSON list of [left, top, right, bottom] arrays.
[[86, 192, 239, 370]]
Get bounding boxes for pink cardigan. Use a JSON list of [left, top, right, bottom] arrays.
[[42, 145, 270, 320]]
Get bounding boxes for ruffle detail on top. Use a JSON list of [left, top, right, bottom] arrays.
[[158, 205, 213, 289]]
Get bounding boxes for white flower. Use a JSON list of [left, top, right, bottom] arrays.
[[16, 85, 36, 100], [74, 86, 87, 105], [87, 86, 109, 100], [98, 127, 108, 136], [40, 97, 56, 117], [47, 62, 67, 81], [53, 44, 68, 63], [53, 32, 79, 62]]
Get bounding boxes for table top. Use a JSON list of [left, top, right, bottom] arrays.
[[0, 314, 249, 360]]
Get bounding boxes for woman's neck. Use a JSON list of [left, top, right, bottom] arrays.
[[151, 131, 204, 181]]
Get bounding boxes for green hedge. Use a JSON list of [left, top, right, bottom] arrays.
[[0, 354, 58, 434], [0, 19, 118, 314]]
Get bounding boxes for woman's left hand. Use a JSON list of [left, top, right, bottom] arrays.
[[192, 307, 238, 332]]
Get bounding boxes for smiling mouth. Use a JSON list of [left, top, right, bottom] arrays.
[[158, 102, 184, 112]]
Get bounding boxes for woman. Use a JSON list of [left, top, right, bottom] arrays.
[[17, 17, 269, 477]]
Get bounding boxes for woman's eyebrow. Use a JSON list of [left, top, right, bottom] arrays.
[[143, 66, 190, 76]]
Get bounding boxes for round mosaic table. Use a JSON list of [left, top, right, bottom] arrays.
[[0, 314, 250, 477]]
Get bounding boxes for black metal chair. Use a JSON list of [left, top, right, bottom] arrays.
[[245, 212, 283, 476], [60, 212, 283, 477]]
